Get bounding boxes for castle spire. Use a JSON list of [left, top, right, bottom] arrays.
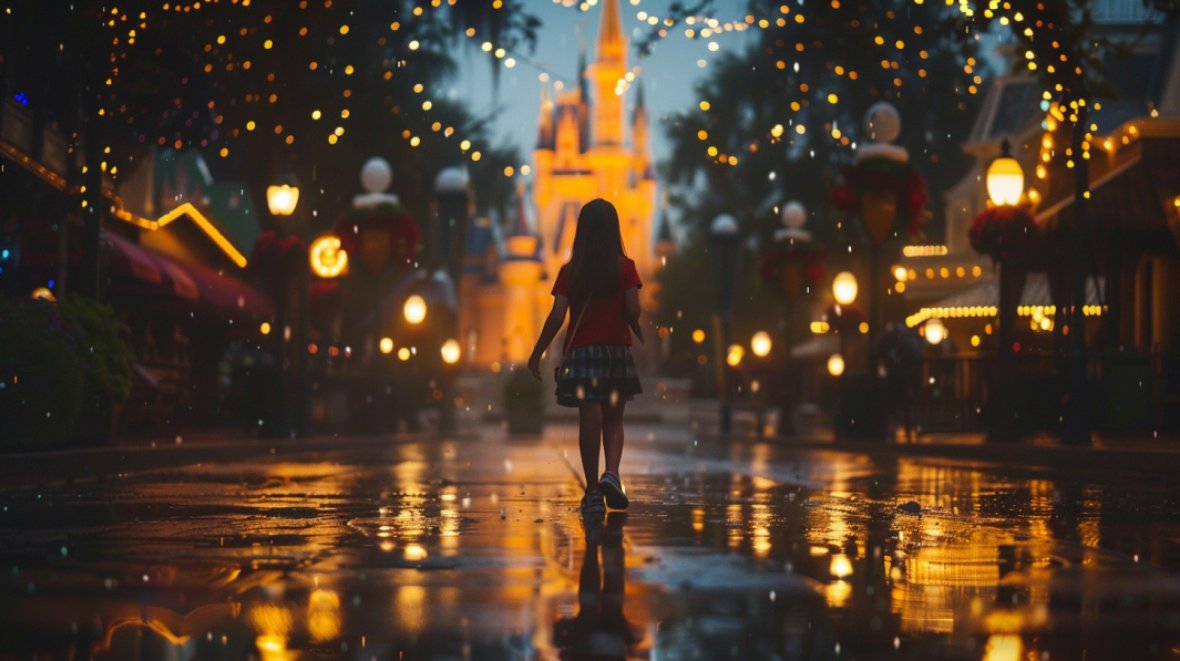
[[505, 184, 541, 262], [587, 0, 626, 148], [509, 183, 532, 237], [596, 0, 624, 64], [536, 82, 555, 150], [631, 80, 651, 178], [632, 80, 648, 146]]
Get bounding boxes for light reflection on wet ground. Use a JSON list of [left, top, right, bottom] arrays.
[[1, 427, 1179, 659]]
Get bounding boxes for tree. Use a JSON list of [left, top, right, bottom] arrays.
[[649, 0, 986, 358], [0, 1, 541, 242]]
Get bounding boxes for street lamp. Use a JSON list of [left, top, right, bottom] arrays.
[[986, 143, 1025, 207], [266, 184, 300, 217], [832, 271, 859, 306], [403, 294, 427, 325], [770, 200, 815, 438], [726, 344, 745, 367], [924, 318, 946, 345], [985, 139, 1026, 441], [440, 338, 461, 365], [827, 353, 846, 377], [710, 212, 740, 436], [751, 331, 772, 358], [263, 175, 307, 437], [433, 167, 471, 281]]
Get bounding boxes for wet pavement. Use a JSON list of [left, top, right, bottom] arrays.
[[1, 425, 1179, 660]]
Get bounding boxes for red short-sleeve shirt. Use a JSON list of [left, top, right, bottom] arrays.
[[551, 257, 642, 351]]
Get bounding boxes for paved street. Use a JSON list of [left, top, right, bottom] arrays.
[[1, 425, 1179, 660]]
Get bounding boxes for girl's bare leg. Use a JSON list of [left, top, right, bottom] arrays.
[[579, 402, 604, 489], [602, 401, 626, 475]]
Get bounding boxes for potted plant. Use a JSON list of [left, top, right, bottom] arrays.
[[503, 369, 544, 435]]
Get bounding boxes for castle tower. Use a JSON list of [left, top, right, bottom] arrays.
[[534, 83, 556, 215], [500, 187, 545, 363], [587, 0, 625, 148], [631, 81, 652, 183]]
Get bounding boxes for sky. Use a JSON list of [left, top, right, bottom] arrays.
[[447, 0, 756, 171]]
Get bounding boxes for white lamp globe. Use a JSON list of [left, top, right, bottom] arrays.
[[711, 213, 738, 236], [864, 102, 901, 144], [434, 166, 469, 194], [781, 201, 807, 229], [361, 157, 393, 193]]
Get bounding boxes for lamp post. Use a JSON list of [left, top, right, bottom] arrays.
[[1061, 107, 1094, 445], [433, 167, 471, 283], [772, 200, 814, 436], [432, 168, 469, 436], [710, 213, 740, 436], [830, 271, 857, 439], [852, 102, 912, 439], [266, 177, 305, 437], [985, 140, 1025, 441]]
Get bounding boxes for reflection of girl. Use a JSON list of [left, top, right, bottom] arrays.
[[528, 199, 643, 519], [554, 513, 639, 660]]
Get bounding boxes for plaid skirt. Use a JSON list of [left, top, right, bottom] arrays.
[[555, 344, 642, 408]]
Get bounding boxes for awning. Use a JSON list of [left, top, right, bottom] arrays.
[[105, 231, 273, 322], [906, 273, 1105, 327]]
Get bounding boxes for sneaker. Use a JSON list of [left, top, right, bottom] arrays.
[[599, 471, 629, 510], [580, 489, 606, 520]]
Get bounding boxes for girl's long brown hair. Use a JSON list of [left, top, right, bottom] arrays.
[[566, 198, 627, 301]]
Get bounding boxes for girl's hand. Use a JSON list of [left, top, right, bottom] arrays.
[[527, 352, 543, 381]]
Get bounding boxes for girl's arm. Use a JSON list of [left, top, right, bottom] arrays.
[[624, 286, 644, 345], [528, 294, 570, 380]]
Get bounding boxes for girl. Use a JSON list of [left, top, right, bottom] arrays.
[[528, 199, 644, 519]]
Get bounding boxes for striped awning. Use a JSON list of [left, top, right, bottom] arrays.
[[105, 231, 273, 321]]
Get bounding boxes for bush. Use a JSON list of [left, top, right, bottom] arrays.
[[0, 297, 84, 449], [58, 294, 133, 441], [503, 369, 544, 435]]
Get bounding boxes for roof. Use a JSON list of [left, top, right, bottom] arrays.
[[968, 77, 1042, 146]]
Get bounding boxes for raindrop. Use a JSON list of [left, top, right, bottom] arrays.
[[894, 637, 901, 649], [769, 590, 776, 602]]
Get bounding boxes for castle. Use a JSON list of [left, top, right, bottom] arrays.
[[459, 0, 670, 369]]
